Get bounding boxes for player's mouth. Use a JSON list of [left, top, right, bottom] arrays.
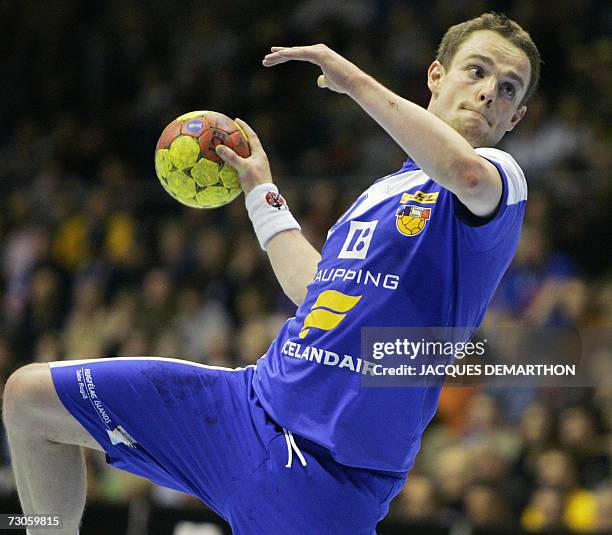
[[462, 107, 491, 126]]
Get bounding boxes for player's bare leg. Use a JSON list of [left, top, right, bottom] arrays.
[[2, 363, 104, 535]]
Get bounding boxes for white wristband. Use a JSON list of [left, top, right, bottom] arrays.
[[245, 183, 301, 250]]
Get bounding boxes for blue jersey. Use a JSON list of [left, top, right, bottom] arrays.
[[253, 148, 528, 472]]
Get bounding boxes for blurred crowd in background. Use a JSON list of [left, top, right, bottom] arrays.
[[0, 0, 610, 533]]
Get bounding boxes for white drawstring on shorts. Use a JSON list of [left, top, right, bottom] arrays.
[[283, 428, 307, 468]]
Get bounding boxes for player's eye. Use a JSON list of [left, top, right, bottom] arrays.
[[468, 65, 484, 78], [502, 83, 516, 98]]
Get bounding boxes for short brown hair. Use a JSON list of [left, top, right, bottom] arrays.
[[436, 12, 541, 106]]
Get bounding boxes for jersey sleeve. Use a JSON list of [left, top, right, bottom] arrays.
[[453, 147, 528, 252]]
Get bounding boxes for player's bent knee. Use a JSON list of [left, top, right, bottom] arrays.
[[3, 362, 105, 451], [3, 363, 52, 429]]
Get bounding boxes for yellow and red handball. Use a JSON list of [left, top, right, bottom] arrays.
[[154, 111, 250, 208]]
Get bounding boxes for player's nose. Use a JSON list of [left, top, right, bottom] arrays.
[[477, 78, 497, 107]]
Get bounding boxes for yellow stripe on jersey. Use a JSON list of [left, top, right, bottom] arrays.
[[311, 290, 362, 312], [299, 309, 346, 338], [399, 191, 439, 204]]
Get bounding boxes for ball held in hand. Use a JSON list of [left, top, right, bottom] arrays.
[[155, 111, 250, 208]]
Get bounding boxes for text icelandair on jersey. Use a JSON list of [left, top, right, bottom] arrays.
[[282, 340, 379, 375]]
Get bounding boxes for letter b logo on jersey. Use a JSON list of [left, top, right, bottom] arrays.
[[338, 220, 378, 259]]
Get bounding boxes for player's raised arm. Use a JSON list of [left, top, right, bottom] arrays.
[[216, 119, 320, 306], [263, 45, 518, 217]]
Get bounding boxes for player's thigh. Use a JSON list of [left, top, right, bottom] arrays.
[[44, 357, 270, 513], [3, 362, 104, 451]]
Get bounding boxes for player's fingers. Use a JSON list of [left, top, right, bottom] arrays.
[[317, 74, 341, 93], [273, 45, 323, 59], [234, 118, 263, 151], [262, 53, 291, 67], [215, 144, 244, 169], [263, 45, 324, 67]]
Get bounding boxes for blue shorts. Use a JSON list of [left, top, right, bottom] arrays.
[[49, 357, 406, 534]]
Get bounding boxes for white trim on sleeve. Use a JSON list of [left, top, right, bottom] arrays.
[[475, 147, 527, 205]]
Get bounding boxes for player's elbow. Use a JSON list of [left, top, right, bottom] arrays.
[[455, 158, 489, 199], [454, 157, 502, 217], [287, 274, 314, 307], [284, 264, 319, 307], [289, 287, 308, 307], [282, 280, 308, 307]]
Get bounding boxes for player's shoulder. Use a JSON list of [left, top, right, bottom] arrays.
[[474, 147, 527, 205]]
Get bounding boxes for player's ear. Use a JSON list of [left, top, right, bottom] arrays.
[[427, 61, 445, 97], [507, 105, 527, 132]]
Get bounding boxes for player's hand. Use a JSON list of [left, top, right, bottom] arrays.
[[215, 118, 273, 194], [262, 44, 363, 95]]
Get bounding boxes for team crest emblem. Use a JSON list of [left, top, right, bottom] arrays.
[[396, 205, 431, 236]]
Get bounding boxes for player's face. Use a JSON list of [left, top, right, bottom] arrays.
[[427, 30, 531, 147]]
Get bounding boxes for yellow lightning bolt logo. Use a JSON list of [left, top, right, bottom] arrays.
[[299, 290, 362, 339]]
